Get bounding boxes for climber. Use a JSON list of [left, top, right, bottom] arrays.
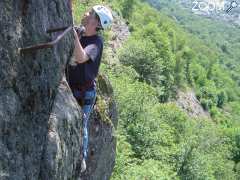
[[66, 5, 113, 173]]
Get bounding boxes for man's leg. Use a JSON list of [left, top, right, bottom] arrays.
[[81, 89, 97, 160], [72, 88, 96, 172]]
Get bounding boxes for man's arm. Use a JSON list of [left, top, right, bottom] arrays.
[[73, 28, 90, 64]]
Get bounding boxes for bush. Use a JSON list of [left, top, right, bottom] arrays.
[[118, 38, 163, 85]]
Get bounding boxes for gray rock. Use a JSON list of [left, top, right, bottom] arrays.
[[176, 90, 210, 119], [40, 77, 82, 180], [0, 1, 117, 180]]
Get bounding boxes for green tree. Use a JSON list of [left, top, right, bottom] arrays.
[[120, 0, 135, 19]]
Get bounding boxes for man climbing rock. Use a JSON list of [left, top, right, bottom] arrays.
[[66, 5, 113, 173]]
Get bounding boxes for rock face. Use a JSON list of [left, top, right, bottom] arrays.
[[176, 90, 210, 119], [0, 1, 117, 179], [39, 77, 83, 180], [103, 13, 130, 65]]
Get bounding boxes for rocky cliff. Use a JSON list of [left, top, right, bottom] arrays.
[[0, 1, 117, 179]]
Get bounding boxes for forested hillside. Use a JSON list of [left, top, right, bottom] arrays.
[[73, 0, 240, 179], [145, 0, 240, 89]]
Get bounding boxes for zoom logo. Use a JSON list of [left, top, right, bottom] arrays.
[[192, 0, 226, 13]]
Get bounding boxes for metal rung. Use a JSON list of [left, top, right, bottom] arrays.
[[18, 26, 72, 54]]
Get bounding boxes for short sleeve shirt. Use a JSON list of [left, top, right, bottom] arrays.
[[66, 35, 103, 88]]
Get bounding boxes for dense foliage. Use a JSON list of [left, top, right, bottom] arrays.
[[72, 0, 240, 179]]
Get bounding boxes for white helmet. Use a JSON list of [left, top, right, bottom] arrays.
[[93, 5, 113, 30]]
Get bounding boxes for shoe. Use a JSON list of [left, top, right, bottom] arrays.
[[81, 158, 87, 173]]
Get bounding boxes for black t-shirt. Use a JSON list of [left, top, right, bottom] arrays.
[[66, 34, 103, 88]]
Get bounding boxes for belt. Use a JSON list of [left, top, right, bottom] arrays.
[[71, 80, 95, 93], [71, 80, 96, 106]]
